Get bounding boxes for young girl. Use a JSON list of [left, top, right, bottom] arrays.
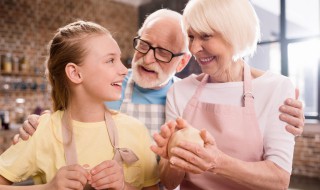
[[0, 21, 159, 190]]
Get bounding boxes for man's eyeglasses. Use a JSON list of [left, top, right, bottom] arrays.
[[133, 36, 185, 63]]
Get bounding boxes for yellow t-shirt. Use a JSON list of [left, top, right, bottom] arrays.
[[0, 111, 159, 189]]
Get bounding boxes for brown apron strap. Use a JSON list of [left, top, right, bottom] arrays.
[[62, 111, 139, 166], [243, 62, 254, 108], [105, 111, 139, 165], [61, 114, 78, 165], [61, 111, 139, 190], [62, 114, 95, 190]]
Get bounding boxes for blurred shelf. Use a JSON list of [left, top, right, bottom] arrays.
[[0, 71, 45, 77]]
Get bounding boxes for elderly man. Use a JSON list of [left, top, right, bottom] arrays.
[[106, 9, 190, 137], [14, 9, 304, 143]]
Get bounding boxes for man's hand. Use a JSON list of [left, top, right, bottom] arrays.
[[279, 88, 305, 136], [12, 114, 40, 145]]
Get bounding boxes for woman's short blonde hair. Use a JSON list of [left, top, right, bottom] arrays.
[[183, 0, 260, 60]]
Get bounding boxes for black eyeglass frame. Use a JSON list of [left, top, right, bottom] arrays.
[[133, 36, 185, 63]]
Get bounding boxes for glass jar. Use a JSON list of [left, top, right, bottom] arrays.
[[3, 53, 12, 73]]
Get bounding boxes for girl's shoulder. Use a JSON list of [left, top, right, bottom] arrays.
[[38, 112, 53, 122], [36, 112, 55, 132], [36, 110, 64, 139]]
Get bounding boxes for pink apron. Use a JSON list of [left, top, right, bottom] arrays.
[[61, 111, 139, 190], [181, 63, 264, 190]]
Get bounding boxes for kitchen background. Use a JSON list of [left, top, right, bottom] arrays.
[[0, 0, 319, 189]]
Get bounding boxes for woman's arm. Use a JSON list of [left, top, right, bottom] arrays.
[[168, 119, 290, 190], [159, 158, 185, 189], [170, 134, 290, 190], [213, 154, 290, 189], [151, 119, 188, 189]]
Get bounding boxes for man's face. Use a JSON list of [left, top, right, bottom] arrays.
[[131, 56, 176, 89], [131, 18, 185, 89]]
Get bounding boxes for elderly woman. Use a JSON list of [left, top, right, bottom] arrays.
[[152, 0, 296, 189]]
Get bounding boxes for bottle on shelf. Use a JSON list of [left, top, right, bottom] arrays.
[[3, 53, 12, 73], [19, 56, 29, 73], [0, 110, 10, 130], [12, 56, 20, 73]]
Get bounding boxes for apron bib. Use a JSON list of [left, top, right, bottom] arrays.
[[61, 111, 139, 190], [181, 63, 263, 190]]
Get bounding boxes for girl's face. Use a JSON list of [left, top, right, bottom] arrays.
[[79, 34, 128, 102], [187, 29, 234, 76]]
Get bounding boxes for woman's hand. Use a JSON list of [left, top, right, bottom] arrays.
[[45, 165, 89, 190], [150, 120, 180, 159], [90, 160, 125, 190], [168, 119, 223, 174]]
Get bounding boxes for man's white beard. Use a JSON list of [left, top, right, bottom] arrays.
[[132, 57, 175, 89]]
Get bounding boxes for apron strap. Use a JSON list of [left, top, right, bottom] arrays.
[[121, 74, 134, 104], [62, 111, 139, 166], [187, 63, 254, 108], [183, 74, 209, 122], [62, 115, 94, 190], [105, 111, 139, 165], [188, 74, 209, 106], [61, 111, 139, 190], [243, 62, 254, 108], [62, 114, 78, 165]]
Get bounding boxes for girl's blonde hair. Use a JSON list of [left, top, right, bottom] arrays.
[[47, 20, 110, 111], [183, 0, 260, 61]]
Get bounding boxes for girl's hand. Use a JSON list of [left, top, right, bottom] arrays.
[[45, 164, 89, 190], [90, 160, 124, 190]]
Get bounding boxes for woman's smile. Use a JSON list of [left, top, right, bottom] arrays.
[[197, 56, 217, 65]]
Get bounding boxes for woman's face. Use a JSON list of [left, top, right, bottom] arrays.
[[187, 29, 234, 76]]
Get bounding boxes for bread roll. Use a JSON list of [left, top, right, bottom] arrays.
[[168, 127, 204, 158]]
